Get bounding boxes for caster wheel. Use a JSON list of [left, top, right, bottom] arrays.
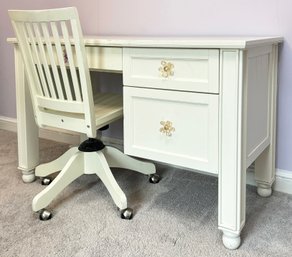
[[39, 209, 52, 221], [149, 174, 161, 184], [41, 177, 52, 186], [121, 208, 133, 220]]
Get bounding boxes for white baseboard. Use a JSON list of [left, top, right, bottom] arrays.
[[1, 116, 291, 195], [0, 116, 18, 132], [270, 169, 292, 195]]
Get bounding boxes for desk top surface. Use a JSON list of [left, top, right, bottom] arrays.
[[7, 36, 283, 49]]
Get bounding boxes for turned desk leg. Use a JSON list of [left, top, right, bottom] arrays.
[[255, 146, 275, 197], [14, 46, 39, 182]]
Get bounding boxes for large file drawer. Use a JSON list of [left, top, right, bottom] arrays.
[[123, 87, 219, 174], [123, 48, 219, 93]]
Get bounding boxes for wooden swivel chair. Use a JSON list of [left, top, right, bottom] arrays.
[[9, 7, 159, 220]]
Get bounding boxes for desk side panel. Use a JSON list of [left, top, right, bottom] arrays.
[[246, 46, 273, 167]]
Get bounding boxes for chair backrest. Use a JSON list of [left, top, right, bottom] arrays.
[[9, 7, 97, 138]]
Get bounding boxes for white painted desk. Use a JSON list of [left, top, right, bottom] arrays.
[[8, 36, 282, 249]]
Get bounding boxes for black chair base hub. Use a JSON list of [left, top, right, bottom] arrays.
[[78, 138, 105, 152]]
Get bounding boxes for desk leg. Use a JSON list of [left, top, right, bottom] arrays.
[[255, 146, 275, 197], [218, 50, 246, 250], [14, 46, 39, 183], [254, 46, 278, 197]]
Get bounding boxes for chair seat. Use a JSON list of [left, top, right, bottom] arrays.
[[38, 92, 122, 133], [93, 93, 123, 129]]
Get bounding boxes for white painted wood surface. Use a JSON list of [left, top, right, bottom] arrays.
[[254, 45, 279, 197], [7, 28, 282, 249], [14, 45, 39, 182], [123, 48, 219, 93], [218, 49, 246, 249], [246, 46, 273, 167], [9, 7, 157, 219], [8, 36, 282, 49], [124, 87, 219, 173]]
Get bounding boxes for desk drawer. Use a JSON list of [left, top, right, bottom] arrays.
[[85, 46, 122, 71], [42, 46, 123, 72], [124, 87, 219, 173], [123, 48, 219, 93]]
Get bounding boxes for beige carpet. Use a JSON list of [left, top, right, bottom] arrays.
[[0, 129, 291, 257]]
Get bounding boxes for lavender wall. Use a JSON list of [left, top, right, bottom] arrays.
[[1, 0, 292, 171]]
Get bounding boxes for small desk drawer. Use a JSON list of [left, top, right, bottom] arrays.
[[123, 48, 219, 93], [124, 87, 219, 173], [44, 46, 123, 72], [86, 46, 122, 71]]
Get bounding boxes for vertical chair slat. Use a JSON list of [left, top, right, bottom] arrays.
[[13, 21, 44, 97], [25, 22, 49, 97], [51, 21, 73, 101], [70, 19, 88, 102], [61, 21, 82, 101], [41, 22, 64, 100], [70, 18, 95, 132], [33, 22, 56, 99]]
